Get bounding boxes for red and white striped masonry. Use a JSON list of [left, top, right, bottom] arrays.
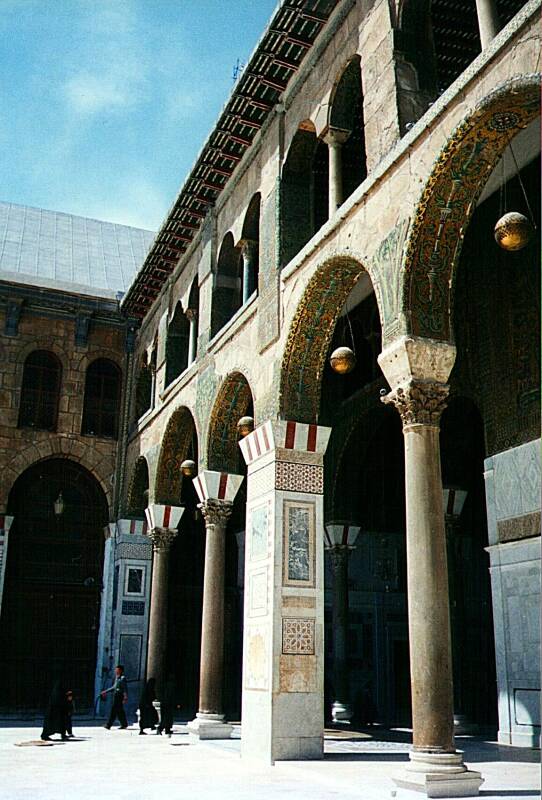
[[239, 420, 331, 466], [116, 518, 148, 537], [193, 470, 244, 504], [145, 504, 184, 531]]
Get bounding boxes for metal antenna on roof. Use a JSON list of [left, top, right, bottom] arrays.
[[232, 58, 245, 83]]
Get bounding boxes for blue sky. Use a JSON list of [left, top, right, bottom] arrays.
[[1, 1, 277, 231]]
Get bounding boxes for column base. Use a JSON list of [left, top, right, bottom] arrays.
[[331, 701, 354, 724], [395, 751, 483, 798], [453, 713, 478, 736], [187, 712, 233, 740]]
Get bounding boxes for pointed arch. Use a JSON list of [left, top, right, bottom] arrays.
[[155, 406, 198, 505], [280, 256, 382, 424], [126, 456, 149, 517], [402, 76, 540, 342], [207, 372, 254, 473]]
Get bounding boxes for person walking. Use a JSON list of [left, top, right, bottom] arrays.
[[156, 674, 176, 736], [65, 689, 75, 737], [41, 679, 69, 741], [102, 665, 129, 730], [138, 678, 158, 735]]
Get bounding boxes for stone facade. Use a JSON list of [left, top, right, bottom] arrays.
[[0, 0, 540, 784]]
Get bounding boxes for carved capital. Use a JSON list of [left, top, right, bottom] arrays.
[[328, 545, 350, 572], [381, 381, 449, 427], [147, 527, 178, 553], [186, 307, 198, 323], [199, 499, 234, 528], [241, 239, 258, 263], [324, 127, 351, 147]]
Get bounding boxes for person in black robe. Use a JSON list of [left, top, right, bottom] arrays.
[[156, 675, 176, 736], [138, 678, 158, 735], [41, 680, 69, 741]]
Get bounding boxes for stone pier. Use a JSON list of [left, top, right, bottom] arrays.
[[239, 419, 331, 763]]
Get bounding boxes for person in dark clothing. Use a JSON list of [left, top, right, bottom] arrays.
[[138, 678, 158, 735], [102, 664, 129, 730], [65, 690, 75, 737], [156, 675, 176, 736], [41, 680, 69, 741]]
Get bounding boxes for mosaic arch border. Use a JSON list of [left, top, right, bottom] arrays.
[[279, 254, 382, 425], [125, 455, 150, 516], [207, 371, 253, 473], [402, 74, 541, 342], [1, 446, 114, 516], [154, 406, 198, 505]]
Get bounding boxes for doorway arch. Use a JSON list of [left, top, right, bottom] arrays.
[[0, 458, 108, 710]]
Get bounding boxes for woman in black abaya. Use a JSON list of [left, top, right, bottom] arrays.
[[138, 678, 158, 735], [41, 680, 69, 741]]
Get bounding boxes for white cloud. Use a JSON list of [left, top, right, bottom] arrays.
[[64, 73, 132, 114], [78, 178, 167, 231]]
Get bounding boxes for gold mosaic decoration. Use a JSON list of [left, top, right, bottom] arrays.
[[279, 256, 367, 424], [207, 371, 253, 472], [154, 406, 197, 504], [403, 76, 540, 342], [125, 456, 149, 516]]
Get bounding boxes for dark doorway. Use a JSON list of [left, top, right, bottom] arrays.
[[0, 458, 108, 711]]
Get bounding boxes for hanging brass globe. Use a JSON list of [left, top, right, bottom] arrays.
[[180, 459, 196, 478], [494, 212, 533, 251], [237, 416, 254, 437], [329, 346, 356, 375]]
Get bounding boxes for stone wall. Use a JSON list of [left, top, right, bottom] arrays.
[[485, 439, 541, 746], [0, 305, 126, 513]]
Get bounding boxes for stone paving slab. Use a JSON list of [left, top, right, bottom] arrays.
[[0, 722, 539, 800]]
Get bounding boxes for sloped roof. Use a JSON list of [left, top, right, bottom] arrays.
[[0, 201, 155, 300], [121, 0, 339, 317]]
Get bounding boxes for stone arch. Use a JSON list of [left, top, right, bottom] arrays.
[[0, 442, 114, 515], [211, 232, 242, 336], [207, 372, 254, 473], [126, 456, 150, 517], [279, 255, 382, 424], [402, 75, 540, 343], [327, 55, 367, 202], [154, 406, 198, 505]]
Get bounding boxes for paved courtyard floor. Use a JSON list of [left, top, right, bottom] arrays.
[[0, 720, 539, 800]]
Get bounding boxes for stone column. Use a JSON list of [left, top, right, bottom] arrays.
[[186, 308, 198, 366], [324, 522, 360, 724], [239, 419, 331, 763], [188, 470, 244, 740], [324, 128, 351, 217], [475, 0, 500, 49], [330, 548, 349, 720], [144, 504, 184, 691], [241, 239, 258, 305], [378, 336, 483, 797]]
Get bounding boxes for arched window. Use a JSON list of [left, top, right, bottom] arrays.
[[135, 355, 153, 420], [165, 303, 190, 386], [240, 194, 261, 302], [280, 121, 327, 267], [18, 350, 62, 431], [211, 233, 242, 336], [398, 0, 526, 105], [329, 57, 367, 202], [81, 358, 121, 439]]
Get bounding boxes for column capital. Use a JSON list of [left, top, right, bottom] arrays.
[[147, 526, 178, 552], [186, 307, 198, 322], [381, 381, 449, 427], [378, 335, 456, 392], [199, 498, 234, 527], [324, 126, 351, 146], [240, 238, 258, 260]]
